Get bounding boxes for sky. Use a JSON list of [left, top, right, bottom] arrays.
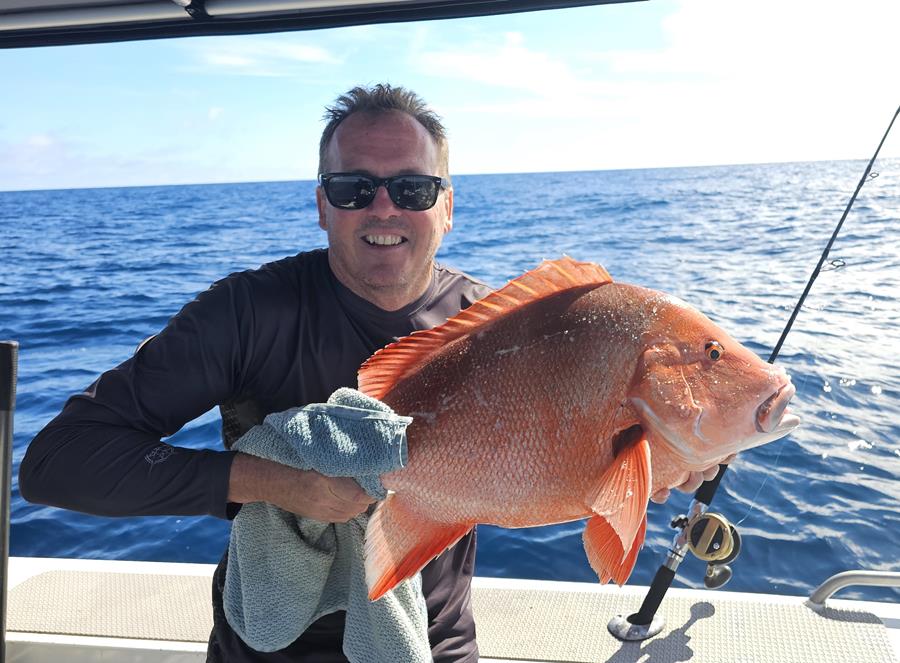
[[2, 0, 899, 191]]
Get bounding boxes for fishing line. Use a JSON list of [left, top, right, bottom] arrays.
[[767, 106, 898, 365], [725, 106, 899, 524], [733, 369, 815, 526]]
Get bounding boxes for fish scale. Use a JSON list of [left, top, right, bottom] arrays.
[[385, 299, 611, 523]]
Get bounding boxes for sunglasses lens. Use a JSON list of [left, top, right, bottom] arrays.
[[388, 176, 440, 211], [322, 174, 443, 211], [325, 176, 377, 209]]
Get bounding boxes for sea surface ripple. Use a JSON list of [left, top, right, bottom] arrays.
[[2, 159, 898, 601]]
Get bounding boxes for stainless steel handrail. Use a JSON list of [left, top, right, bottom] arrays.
[[808, 570, 900, 607]]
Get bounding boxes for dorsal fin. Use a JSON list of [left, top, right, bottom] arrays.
[[358, 257, 613, 400]]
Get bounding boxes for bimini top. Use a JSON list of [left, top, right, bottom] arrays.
[[0, 0, 638, 49]]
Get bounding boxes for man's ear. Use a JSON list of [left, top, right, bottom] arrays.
[[316, 185, 328, 230], [443, 187, 454, 234]]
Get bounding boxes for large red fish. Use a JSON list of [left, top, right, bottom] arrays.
[[359, 257, 799, 600]]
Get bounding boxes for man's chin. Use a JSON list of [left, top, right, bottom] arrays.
[[358, 259, 428, 289], [359, 267, 435, 307]]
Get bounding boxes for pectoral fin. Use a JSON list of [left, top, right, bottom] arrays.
[[365, 493, 472, 601], [582, 429, 651, 585], [584, 513, 647, 585]]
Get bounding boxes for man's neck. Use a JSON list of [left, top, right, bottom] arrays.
[[330, 262, 434, 312], [365, 287, 425, 312]]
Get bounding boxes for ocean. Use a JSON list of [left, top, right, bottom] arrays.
[[2, 160, 898, 603]]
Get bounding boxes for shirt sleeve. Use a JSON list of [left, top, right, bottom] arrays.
[[18, 275, 254, 519]]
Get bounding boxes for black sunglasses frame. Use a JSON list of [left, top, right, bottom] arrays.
[[318, 172, 449, 211]]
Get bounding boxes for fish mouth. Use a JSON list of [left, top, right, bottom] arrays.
[[756, 382, 800, 435]]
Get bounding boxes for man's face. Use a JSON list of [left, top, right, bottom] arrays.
[[317, 110, 453, 311]]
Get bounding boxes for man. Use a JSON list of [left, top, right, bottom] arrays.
[[20, 84, 718, 662]]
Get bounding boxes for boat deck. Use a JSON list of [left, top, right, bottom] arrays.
[[6, 557, 899, 662]]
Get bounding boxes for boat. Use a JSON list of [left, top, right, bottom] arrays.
[[1, 2, 898, 662]]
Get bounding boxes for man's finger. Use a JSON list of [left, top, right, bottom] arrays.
[[652, 458, 738, 504], [649, 488, 671, 504], [327, 510, 360, 523], [327, 478, 375, 504], [701, 465, 721, 481], [677, 471, 705, 494], [700, 455, 736, 481], [318, 501, 370, 522]]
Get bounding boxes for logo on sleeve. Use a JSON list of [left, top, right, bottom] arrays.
[[145, 444, 175, 466]]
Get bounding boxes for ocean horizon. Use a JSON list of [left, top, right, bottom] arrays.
[[2, 156, 880, 194]]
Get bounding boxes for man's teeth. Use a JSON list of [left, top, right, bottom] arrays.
[[364, 235, 404, 246]]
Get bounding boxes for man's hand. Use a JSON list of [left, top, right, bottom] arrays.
[[649, 455, 737, 504], [228, 453, 375, 522]]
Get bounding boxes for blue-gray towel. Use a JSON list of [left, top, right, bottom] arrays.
[[223, 387, 431, 662]]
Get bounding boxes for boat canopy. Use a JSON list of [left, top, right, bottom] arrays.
[[0, 0, 637, 49]]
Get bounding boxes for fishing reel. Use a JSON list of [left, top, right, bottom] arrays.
[[672, 511, 742, 589]]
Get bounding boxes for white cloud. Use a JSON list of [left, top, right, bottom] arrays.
[[205, 53, 254, 68], [419, 0, 900, 171], [420, 31, 584, 97], [191, 36, 340, 76], [0, 133, 122, 189], [0, 130, 294, 191], [26, 134, 55, 148], [208, 107, 224, 121], [594, 0, 900, 165]]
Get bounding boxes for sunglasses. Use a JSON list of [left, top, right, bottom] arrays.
[[318, 172, 449, 212]]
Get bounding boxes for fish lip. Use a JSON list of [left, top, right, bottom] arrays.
[[756, 382, 797, 434]]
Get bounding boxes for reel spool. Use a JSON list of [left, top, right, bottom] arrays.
[[685, 512, 742, 589]]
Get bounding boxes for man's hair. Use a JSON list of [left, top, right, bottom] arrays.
[[318, 84, 450, 181]]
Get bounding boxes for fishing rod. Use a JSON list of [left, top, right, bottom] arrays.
[[609, 104, 900, 641]]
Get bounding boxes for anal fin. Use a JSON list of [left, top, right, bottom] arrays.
[[365, 493, 472, 601]]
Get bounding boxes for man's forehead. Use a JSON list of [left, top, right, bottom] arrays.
[[333, 111, 429, 144], [327, 110, 439, 169]]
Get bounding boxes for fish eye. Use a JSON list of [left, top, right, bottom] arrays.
[[705, 341, 724, 361]]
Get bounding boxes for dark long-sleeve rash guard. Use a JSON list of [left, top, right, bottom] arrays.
[[20, 248, 492, 662]]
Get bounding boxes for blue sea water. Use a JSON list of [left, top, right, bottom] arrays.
[[2, 160, 899, 603]]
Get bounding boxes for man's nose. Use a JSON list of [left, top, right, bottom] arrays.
[[367, 182, 400, 215]]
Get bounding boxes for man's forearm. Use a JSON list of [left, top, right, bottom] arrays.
[[227, 452, 374, 522], [227, 453, 291, 504], [20, 414, 236, 518]]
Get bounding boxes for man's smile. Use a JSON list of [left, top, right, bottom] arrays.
[[363, 234, 408, 246]]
